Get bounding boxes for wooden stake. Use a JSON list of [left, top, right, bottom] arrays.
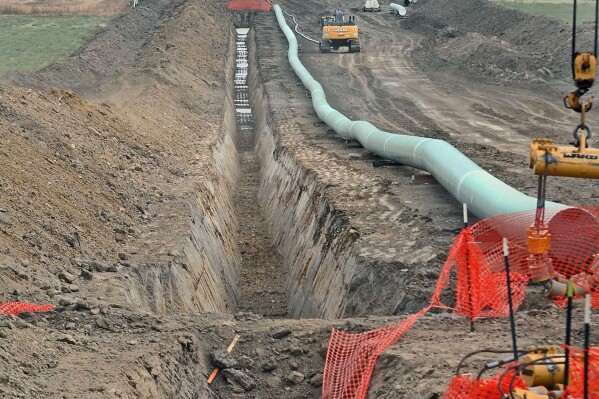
[[207, 334, 241, 384]]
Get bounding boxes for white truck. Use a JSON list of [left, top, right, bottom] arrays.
[[363, 0, 381, 12]]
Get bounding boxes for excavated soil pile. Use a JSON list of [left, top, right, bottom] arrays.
[[0, 0, 234, 314], [1, 0, 599, 398], [403, 0, 594, 85]]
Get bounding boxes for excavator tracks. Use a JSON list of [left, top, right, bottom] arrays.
[[349, 39, 361, 53]]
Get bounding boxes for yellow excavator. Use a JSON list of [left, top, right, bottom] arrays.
[[319, 10, 361, 53]]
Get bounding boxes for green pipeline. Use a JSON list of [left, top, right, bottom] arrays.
[[273, 4, 563, 218]]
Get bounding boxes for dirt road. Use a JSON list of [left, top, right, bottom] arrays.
[[276, 0, 599, 207], [1, 0, 598, 398]]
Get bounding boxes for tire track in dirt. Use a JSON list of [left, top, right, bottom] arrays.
[[274, 0, 599, 208]]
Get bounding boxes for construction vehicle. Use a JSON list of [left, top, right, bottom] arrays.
[[457, 347, 568, 399], [511, 2, 598, 398], [319, 14, 334, 27], [319, 10, 361, 53], [527, 0, 599, 301], [363, 0, 381, 12]]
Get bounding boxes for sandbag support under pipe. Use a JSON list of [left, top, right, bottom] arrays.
[[273, 4, 563, 219]]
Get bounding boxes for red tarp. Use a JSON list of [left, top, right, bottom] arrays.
[[228, 0, 270, 12]]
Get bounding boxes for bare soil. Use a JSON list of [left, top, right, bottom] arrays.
[[0, 0, 598, 398], [234, 111, 289, 318]]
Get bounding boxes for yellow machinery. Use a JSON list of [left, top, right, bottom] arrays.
[[319, 10, 361, 53], [527, 0, 598, 294], [529, 14, 597, 180], [530, 135, 599, 179], [512, 347, 566, 399], [451, 3, 598, 399], [512, 4, 598, 398], [456, 347, 567, 398], [481, 3, 599, 398]]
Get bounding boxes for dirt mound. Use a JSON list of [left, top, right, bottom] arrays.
[[402, 0, 594, 84], [2, 0, 598, 397], [0, 0, 233, 307], [4, 0, 184, 97], [0, 85, 145, 305], [0, 0, 240, 395]]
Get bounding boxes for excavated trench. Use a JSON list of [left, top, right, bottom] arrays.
[[233, 27, 288, 318], [232, 23, 360, 319], [122, 2, 373, 322], [137, 20, 361, 320], [247, 29, 359, 319]]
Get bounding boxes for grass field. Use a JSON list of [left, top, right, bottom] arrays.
[[0, 0, 128, 16], [492, 0, 596, 24], [0, 16, 105, 74]]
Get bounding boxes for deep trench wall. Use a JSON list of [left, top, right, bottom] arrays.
[[126, 27, 241, 315], [248, 30, 359, 319], [177, 26, 241, 314], [124, 333, 210, 399]]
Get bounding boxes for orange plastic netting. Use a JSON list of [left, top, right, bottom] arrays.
[[228, 0, 270, 11], [323, 207, 599, 398], [442, 348, 599, 399], [448, 207, 599, 320], [0, 302, 55, 316], [322, 307, 430, 398], [565, 346, 599, 398], [442, 369, 527, 399]]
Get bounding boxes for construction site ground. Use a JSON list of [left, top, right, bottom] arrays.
[[0, 0, 598, 398]]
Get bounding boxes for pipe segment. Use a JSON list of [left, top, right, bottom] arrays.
[[389, 3, 407, 16], [273, 5, 564, 218]]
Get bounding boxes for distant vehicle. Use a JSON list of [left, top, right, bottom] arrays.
[[320, 10, 361, 53], [363, 0, 381, 12]]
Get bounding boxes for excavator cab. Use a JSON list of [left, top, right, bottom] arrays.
[[319, 15, 334, 27]]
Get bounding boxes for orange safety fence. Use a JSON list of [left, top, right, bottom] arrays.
[[228, 0, 270, 11], [322, 307, 430, 399], [439, 347, 599, 399], [323, 207, 599, 399], [565, 346, 599, 399], [448, 207, 599, 321], [442, 368, 527, 399], [0, 302, 55, 316]]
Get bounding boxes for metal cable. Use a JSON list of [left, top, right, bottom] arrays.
[[267, 0, 319, 44], [573, 0, 578, 79], [283, 9, 320, 44]]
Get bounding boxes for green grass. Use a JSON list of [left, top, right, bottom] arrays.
[[0, 15, 105, 74], [492, 0, 596, 24]]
